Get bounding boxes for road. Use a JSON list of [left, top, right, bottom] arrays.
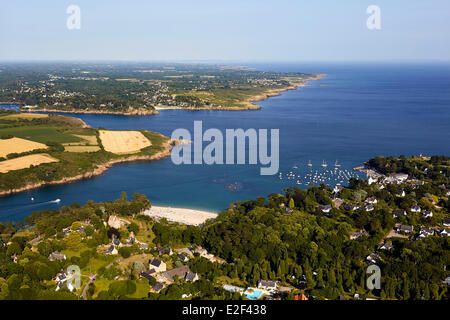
[[82, 274, 97, 300]]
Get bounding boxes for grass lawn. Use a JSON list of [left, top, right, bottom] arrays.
[[61, 243, 90, 259], [0, 126, 82, 144], [127, 280, 150, 299], [83, 256, 117, 274], [117, 253, 152, 271], [92, 278, 113, 298], [0, 113, 48, 120]]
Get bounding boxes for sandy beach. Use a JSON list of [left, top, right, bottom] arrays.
[[142, 205, 218, 226]]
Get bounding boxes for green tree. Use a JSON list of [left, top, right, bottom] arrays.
[[288, 198, 295, 209], [0, 278, 9, 300], [6, 242, 22, 256], [64, 232, 82, 251]]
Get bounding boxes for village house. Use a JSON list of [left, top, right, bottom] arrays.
[[258, 280, 277, 291], [108, 215, 129, 229], [379, 242, 394, 250], [411, 205, 421, 213], [54, 270, 75, 292], [443, 218, 450, 227], [366, 253, 382, 264], [178, 253, 189, 263], [365, 197, 378, 204], [294, 293, 308, 300], [28, 235, 43, 246], [62, 228, 72, 237], [376, 182, 385, 190], [185, 271, 199, 282], [396, 224, 414, 234], [126, 236, 134, 246], [422, 210, 433, 218], [48, 251, 66, 262], [391, 173, 409, 183], [152, 282, 164, 293], [349, 230, 368, 240], [343, 203, 359, 211], [162, 265, 198, 282], [285, 207, 294, 214], [103, 244, 118, 255], [443, 276, 450, 286], [393, 209, 407, 218], [149, 258, 167, 273], [157, 247, 173, 255], [438, 228, 450, 237], [140, 270, 156, 282], [56, 281, 74, 292], [396, 190, 406, 197], [418, 227, 434, 239], [318, 204, 332, 213], [364, 204, 375, 212]]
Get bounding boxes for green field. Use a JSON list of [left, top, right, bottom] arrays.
[[0, 125, 83, 144], [0, 113, 171, 193]]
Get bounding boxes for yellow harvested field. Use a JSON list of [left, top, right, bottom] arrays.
[[0, 137, 48, 158], [64, 145, 101, 153], [63, 135, 98, 147], [73, 134, 98, 145], [0, 153, 58, 173], [1, 113, 48, 120], [99, 130, 151, 154]]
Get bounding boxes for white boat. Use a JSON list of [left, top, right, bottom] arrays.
[[30, 197, 34, 201], [334, 160, 341, 167], [52, 199, 61, 203], [307, 160, 312, 167], [321, 160, 328, 168]]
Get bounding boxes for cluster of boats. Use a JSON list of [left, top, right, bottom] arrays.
[[278, 161, 362, 186]]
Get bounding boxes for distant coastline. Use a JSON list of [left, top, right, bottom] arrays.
[[22, 74, 326, 115], [23, 108, 160, 116]]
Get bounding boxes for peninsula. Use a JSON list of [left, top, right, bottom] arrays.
[[0, 110, 175, 196], [0, 63, 324, 114]]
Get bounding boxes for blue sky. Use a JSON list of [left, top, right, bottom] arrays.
[[1, 0, 449, 62]]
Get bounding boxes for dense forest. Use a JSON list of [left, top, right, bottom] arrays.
[[0, 155, 448, 300]]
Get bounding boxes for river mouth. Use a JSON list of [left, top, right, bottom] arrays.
[[1, 63, 449, 222]]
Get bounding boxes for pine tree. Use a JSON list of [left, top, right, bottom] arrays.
[[288, 198, 295, 208]]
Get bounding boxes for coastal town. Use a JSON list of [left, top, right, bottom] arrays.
[[0, 63, 319, 113], [0, 154, 448, 300]]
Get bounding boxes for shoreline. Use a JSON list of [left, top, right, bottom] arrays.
[[23, 108, 160, 116], [0, 74, 324, 197], [244, 74, 326, 108], [0, 138, 177, 197], [24, 74, 325, 115], [142, 205, 218, 226]]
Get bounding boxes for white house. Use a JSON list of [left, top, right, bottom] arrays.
[[422, 211, 433, 218], [365, 197, 378, 204], [443, 218, 450, 227], [396, 190, 406, 197], [258, 280, 277, 291], [318, 204, 332, 213], [149, 258, 167, 273], [104, 245, 118, 255]]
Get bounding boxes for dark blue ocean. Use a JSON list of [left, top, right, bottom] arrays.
[[1, 63, 449, 222]]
